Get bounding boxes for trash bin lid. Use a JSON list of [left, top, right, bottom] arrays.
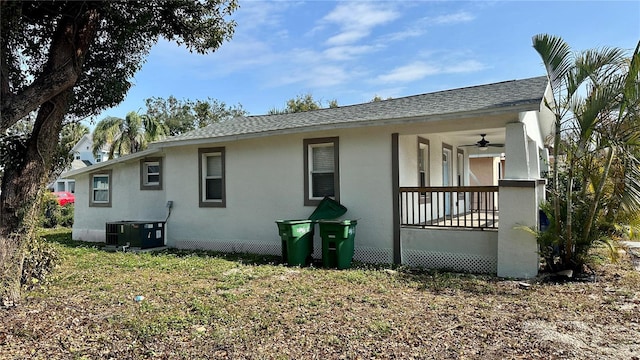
[[308, 197, 347, 220], [317, 219, 357, 225], [275, 219, 313, 224]]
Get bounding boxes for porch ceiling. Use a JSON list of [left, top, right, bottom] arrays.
[[438, 128, 505, 151]]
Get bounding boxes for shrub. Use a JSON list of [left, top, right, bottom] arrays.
[[21, 235, 60, 289], [40, 193, 74, 228]]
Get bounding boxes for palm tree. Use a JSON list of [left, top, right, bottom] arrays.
[[533, 34, 640, 269], [92, 111, 166, 158]]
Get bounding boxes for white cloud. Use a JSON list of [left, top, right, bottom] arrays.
[[382, 27, 427, 42], [444, 60, 486, 73], [273, 64, 352, 88], [321, 2, 400, 46], [376, 59, 486, 84], [429, 11, 475, 25], [323, 45, 379, 61], [233, 1, 299, 31], [377, 62, 440, 83]]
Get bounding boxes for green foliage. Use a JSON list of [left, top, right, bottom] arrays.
[[20, 235, 60, 289], [268, 93, 338, 114], [533, 34, 640, 271], [92, 112, 158, 158], [39, 193, 74, 229], [144, 96, 247, 136], [370, 95, 392, 102], [1, 1, 238, 126]]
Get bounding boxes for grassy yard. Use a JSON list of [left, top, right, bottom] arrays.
[[2, 229, 639, 359]]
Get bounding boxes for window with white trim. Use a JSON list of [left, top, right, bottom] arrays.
[[140, 158, 162, 190], [418, 137, 430, 188], [199, 147, 225, 207], [418, 137, 431, 203], [304, 137, 339, 206], [90, 170, 112, 207]]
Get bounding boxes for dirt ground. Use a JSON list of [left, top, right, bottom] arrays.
[[1, 240, 639, 359]]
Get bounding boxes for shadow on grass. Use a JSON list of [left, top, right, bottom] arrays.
[[153, 247, 282, 266], [39, 228, 103, 249], [40, 228, 282, 266]]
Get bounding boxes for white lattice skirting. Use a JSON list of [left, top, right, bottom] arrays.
[[402, 249, 497, 274]]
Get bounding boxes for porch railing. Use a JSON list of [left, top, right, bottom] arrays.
[[399, 186, 499, 229]]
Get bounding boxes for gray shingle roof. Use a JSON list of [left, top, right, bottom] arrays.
[[158, 76, 547, 146]]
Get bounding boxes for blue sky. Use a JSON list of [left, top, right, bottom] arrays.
[[94, 0, 639, 122]]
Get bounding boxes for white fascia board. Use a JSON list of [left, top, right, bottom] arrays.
[[62, 148, 162, 178]]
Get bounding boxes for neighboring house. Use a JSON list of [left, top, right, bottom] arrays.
[[64, 77, 554, 278], [49, 134, 110, 193]]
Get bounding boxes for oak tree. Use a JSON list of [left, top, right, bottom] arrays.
[[0, 0, 237, 306]]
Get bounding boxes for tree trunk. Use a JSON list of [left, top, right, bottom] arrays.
[[0, 4, 99, 307], [0, 235, 24, 308], [0, 90, 73, 307]]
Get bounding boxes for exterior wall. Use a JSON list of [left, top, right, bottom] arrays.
[[398, 133, 467, 188], [135, 127, 396, 264], [497, 180, 540, 278], [469, 157, 498, 186], [72, 160, 167, 242], [401, 228, 497, 274]]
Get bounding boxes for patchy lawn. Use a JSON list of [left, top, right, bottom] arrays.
[[1, 229, 639, 359]]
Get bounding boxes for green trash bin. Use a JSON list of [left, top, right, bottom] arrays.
[[319, 220, 357, 269], [276, 220, 314, 266]]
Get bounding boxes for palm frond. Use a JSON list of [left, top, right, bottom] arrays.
[[533, 34, 573, 88]]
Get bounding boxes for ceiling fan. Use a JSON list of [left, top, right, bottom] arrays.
[[461, 134, 504, 151]]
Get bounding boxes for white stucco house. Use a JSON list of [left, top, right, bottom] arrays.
[[49, 134, 111, 193], [64, 76, 555, 278]]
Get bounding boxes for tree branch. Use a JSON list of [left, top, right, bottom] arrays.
[[0, 4, 99, 132]]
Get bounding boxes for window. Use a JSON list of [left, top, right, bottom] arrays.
[[418, 137, 430, 187], [199, 147, 225, 207], [418, 137, 431, 203], [89, 170, 112, 207], [140, 158, 162, 190], [304, 137, 339, 206]]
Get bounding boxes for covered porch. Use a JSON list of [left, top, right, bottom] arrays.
[[391, 117, 551, 278]]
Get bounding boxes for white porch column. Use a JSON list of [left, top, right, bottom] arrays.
[[504, 122, 529, 179], [497, 179, 539, 278]]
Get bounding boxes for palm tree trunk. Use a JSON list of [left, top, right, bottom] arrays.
[[565, 156, 574, 265], [584, 146, 616, 244], [552, 113, 562, 237]]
